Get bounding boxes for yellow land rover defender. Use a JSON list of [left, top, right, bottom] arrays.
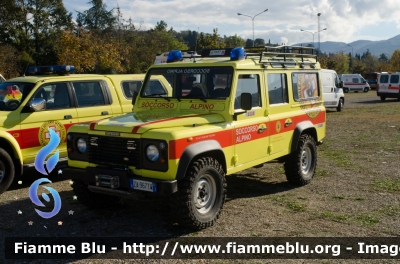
[[65, 46, 326, 229]]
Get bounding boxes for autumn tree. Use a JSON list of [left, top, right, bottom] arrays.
[[224, 34, 245, 48], [389, 50, 400, 72]]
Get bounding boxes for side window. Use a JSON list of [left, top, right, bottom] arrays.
[[380, 75, 389, 83], [334, 73, 340, 87], [144, 80, 167, 96], [73, 82, 105, 107], [390, 75, 399, 83], [34, 83, 70, 110], [267, 73, 288, 105], [122, 81, 142, 98], [235, 74, 260, 109], [352, 78, 359, 83], [292, 73, 319, 101]]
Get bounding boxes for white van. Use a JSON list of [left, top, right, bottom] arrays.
[[339, 74, 370, 93], [377, 72, 400, 101], [321, 69, 345, 111]]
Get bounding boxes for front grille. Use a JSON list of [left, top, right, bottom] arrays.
[[87, 136, 141, 167]]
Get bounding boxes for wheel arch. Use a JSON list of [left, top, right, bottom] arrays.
[[176, 140, 226, 181], [291, 121, 317, 153], [0, 132, 23, 175]]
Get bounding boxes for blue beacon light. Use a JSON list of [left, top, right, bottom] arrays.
[[167, 50, 183, 63], [230, 47, 246, 60]]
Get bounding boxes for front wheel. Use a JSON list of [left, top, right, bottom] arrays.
[[364, 87, 369, 93], [0, 148, 15, 194], [336, 98, 343, 112], [171, 157, 226, 229], [284, 134, 317, 186]]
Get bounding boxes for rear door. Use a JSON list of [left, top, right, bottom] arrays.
[[71, 80, 114, 123], [388, 74, 400, 96]]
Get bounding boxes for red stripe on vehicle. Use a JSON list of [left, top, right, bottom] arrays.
[[131, 114, 206, 134], [168, 112, 325, 160]]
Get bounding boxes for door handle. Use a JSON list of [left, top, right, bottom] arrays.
[[258, 127, 266, 133], [101, 111, 109, 115], [285, 121, 292, 127], [64, 115, 72, 119]]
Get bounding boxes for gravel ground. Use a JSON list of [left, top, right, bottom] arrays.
[[1, 90, 400, 263]]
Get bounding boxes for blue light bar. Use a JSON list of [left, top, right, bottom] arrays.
[[27, 65, 75, 75], [167, 50, 183, 63], [230, 47, 246, 61]]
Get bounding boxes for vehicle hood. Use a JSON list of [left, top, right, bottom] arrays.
[[90, 111, 225, 134]]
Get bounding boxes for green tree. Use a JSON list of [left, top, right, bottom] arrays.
[[389, 50, 400, 71], [254, 38, 265, 47], [76, 0, 116, 32], [197, 29, 224, 50], [224, 34, 245, 48]]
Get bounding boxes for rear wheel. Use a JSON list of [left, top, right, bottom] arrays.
[[71, 181, 120, 209], [284, 134, 317, 186], [171, 157, 226, 229], [0, 148, 15, 194], [344, 88, 349, 93], [380, 96, 386, 101], [336, 98, 343, 112]]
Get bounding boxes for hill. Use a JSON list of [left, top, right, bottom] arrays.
[[299, 34, 400, 57]]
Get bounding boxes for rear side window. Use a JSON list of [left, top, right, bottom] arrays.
[[267, 73, 288, 104], [122, 81, 142, 98], [73, 81, 105, 107], [235, 74, 261, 109], [390, 75, 399, 83], [292, 73, 320, 101], [380, 75, 389, 83], [352, 78, 359, 83]]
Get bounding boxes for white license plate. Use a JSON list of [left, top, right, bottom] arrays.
[[130, 179, 157, 192]]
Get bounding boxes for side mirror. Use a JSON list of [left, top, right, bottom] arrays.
[[131, 91, 138, 106], [30, 98, 46, 111], [240, 93, 252, 111]]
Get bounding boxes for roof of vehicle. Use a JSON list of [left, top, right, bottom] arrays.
[[5, 74, 145, 84], [149, 46, 320, 71]]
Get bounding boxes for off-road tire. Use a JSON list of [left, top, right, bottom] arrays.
[[284, 134, 317, 186], [0, 148, 15, 194], [72, 181, 120, 209], [336, 98, 343, 112], [381, 96, 386, 101], [171, 157, 226, 229]]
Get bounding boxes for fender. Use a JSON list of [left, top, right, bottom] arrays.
[[0, 130, 23, 171], [291, 121, 317, 152], [175, 140, 225, 181]]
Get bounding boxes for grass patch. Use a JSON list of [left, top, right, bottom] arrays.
[[378, 205, 400, 217], [352, 197, 365, 201], [374, 178, 400, 191], [271, 195, 306, 212], [321, 212, 351, 222], [320, 149, 352, 166], [355, 214, 380, 225]]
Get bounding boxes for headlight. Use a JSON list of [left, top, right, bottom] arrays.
[[77, 138, 87, 153], [146, 145, 159, 162]]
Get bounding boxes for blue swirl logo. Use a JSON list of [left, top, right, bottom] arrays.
[[29, 178, 62, 219], [31, 128, 62, 218], [34, 128, 60, 175]]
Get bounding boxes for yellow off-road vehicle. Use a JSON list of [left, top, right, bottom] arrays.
[[64, 46, 326, 229]]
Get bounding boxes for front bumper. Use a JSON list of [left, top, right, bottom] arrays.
[[62, 166, 178, 195]]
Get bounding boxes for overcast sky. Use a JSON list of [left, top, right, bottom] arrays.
[[64, 0, 400, 47]]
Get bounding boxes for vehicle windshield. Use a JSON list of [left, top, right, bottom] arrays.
[[141, 67, 233, 99], [0, 82, 36, 111]]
